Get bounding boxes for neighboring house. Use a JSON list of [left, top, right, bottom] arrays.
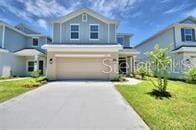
[[135, 16, 196, 79], [0, 21, 51, 77], [42, 8, 138, 80]]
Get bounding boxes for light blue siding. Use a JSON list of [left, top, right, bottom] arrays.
[[109, 24, 116, 43], [4, 27, 26, 52], [53, 14, 116, 44], [53, 23, 60, 43], [26, 36, 47, 52], [117, 35, 130, 47], [124, 36, 130, 47], [0, 52, 26, 77]]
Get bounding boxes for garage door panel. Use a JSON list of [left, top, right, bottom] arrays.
[[56, 58, 109, 80]]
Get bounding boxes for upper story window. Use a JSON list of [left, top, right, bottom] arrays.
[[32, 38, 38, 46], [70, 24, 79, 40], [90, 24, 99, 40], [82, 13, 87, 22], [181, 28, 195, 42], [117, 37, 124, 45]]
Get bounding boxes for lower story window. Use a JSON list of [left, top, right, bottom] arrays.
[[28, 61, 34, 72], [71, 32, 79, 39], [90, 32, 98, 39]]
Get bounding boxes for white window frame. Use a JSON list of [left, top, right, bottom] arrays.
[[82, 13, 87, 22], [70, 24, 80, 40], [32, 37, 39, 47], [89, 24, 99, 40], [184, 28, 193, 42], [27, 61, 34, 72]]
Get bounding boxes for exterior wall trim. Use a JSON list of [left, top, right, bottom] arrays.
[[172, 26, 176, 48], [108, 24, 110, 43], [2, 25, 5, 48], [60, 23, 62, 43], [52, 23, 54, 43]]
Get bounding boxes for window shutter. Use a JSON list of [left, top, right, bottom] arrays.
[[192, 29, 195, 42], [181, 28, 185, 41]]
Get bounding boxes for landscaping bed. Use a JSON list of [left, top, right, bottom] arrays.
[[116, 79, 196, 130]]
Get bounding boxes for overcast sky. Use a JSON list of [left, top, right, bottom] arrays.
[[0, 0, 196, 46]]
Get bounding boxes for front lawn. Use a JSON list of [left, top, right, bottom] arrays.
[[0, 77, 47, 103], [116, 79, 196, 130]]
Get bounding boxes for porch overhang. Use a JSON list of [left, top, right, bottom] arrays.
[[119, 48, 139, 56], [42, 44, 123, 52], [14, 49, 45, 56]]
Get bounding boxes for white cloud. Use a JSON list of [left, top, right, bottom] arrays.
[[185, 8, 196, 17], [160, 0, 170, 3], [0, 0, 140, 30], [130, 12, 143, 18], [163, 3, 191, 14], [37, 19, 48, 29], [24, 0, 80, 17], [0, 0, 33, 22], [89, 0, 137, 18]]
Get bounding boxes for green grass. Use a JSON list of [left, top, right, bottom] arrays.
[[0, 77, 46, 102], [116, 79, 196, 130]]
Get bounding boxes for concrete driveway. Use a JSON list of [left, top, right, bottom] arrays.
[[0, 81, 149, 130]]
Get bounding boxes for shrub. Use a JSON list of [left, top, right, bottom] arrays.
[[136, 66, 149, 80], [185, 67, 196, 83], [23, 77, 47, 88], [129, 72, 136, 78], [118, 74, 127, 82], [32, 70, 41, 78]]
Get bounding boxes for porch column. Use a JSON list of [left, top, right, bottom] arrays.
[[128, 56, 132, 74], [34, 55, 39, 71], [132, 56, 136, 73]]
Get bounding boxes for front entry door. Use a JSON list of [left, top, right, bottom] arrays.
[[119, 58, 127, 74], [39, 60, 44, 75]]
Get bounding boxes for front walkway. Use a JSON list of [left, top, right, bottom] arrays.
[[0, 81, 149, 130]]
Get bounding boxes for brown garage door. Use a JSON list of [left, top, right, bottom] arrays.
[[56, 57, 110, 80]]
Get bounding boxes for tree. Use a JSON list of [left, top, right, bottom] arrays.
[[146, 44, 171, 92]]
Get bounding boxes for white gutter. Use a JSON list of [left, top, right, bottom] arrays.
[[42, 44, 123, 52], [55, 54, 111, 58]]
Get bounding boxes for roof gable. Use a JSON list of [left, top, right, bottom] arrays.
[[51, 8, 119, 26], [15, 23, 40, 34], [179, 16, 196, 24]]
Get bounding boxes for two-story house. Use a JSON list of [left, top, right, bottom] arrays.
[[135, 16, 196, 79], [42, 8, 138, 80], [0, 21, 50, 77]]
